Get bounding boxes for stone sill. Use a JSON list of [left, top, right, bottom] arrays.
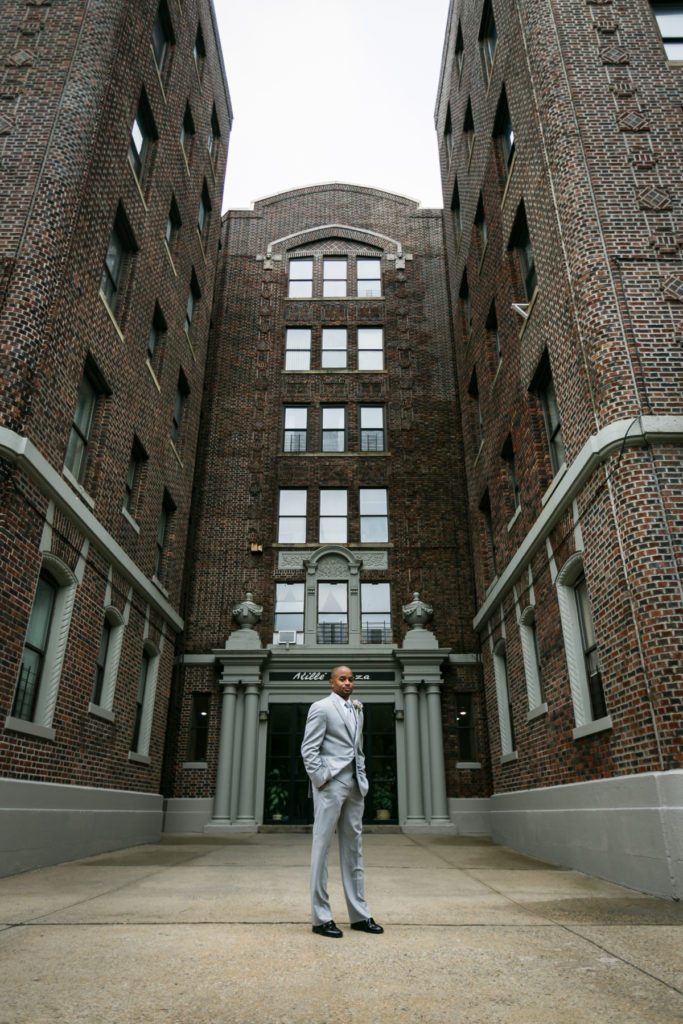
[[572, 715, 613, 741], [88, 703, 115, 723], [4, 716, 55, 742], [527, 702, 548, 723], [182, 761, 208, 770], [128, 751, 151, 765], [456, 761, 481, 770], [501, 751, 519, 765]]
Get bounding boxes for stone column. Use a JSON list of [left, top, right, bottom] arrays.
[[426, 682, 450, 822], [401, 681, 425, 823], [212, 679, 237, 820], [236, 682, 261, 825]]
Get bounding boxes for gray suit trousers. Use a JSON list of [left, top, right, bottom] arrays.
[[310, 763, 371, 926]]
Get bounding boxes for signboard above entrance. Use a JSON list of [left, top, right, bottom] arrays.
[[269, 670, 395, 682]]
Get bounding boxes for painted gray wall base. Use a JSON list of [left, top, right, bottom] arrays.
[[162, 797, 213, 833], [490, 770, 683, 899], [448, 797, 492, 835], [0, 778, 163, 877]]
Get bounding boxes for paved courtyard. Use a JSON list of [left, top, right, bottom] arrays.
[[1, 832, 682, 1024]]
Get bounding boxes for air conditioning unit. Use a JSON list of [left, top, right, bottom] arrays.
[[366, 628, 385, 645], [277, 630, 297, 645]]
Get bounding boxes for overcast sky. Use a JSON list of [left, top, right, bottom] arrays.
[[213, 0, 450, 211]]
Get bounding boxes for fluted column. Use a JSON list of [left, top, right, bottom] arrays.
[[402, 682, 424, 823], [236, 682, 261, 824], [426, 682, 449, 822], [212, 681, 237, 820]]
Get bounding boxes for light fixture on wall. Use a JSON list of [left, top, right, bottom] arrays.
[[394, 708, 404, 722], [259, 709, 269, 722], [250, 542, 263, 554]]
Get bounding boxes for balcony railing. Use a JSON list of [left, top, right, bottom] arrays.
[[283, 432, 307, 452], [360, 430, 384, 452], [362, 621, 391, 644], [317, 622, 348, 644]]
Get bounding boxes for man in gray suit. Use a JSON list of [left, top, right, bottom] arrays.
[[301, 665, 384, 938]]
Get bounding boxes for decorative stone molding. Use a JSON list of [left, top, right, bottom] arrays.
[[637, 186, 672, 211], [232, 592, 263, 630]]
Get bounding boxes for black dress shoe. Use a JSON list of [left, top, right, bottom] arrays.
[[312, 920, 343, 938], [350, 917, 384, 934]]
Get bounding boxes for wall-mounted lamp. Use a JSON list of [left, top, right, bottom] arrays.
[[250, 542, 264, 554], [259, 709, 269, 722], [394, 708, 404, 722]]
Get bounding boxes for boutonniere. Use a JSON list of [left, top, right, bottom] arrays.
[[352, 699, 363, 713]]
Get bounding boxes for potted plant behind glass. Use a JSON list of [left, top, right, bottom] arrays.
[[372, 771, 395, 821], [267, 768, 288, 822]]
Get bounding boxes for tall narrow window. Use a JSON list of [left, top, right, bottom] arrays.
[[321, 407, 345, 452], [92, 616, 113, 707], [360, 406, 385, 452], [132, 651, 150, 753], [187, 693, 210, 761], [444, 104, 453, 163], [317, 582, 348, 644], [459, 270, 471, 336], [520, 606, 545, 710], [451, 179, 462, 244], [64, 371, 98, 483], [197, 179, 212, 239], [274, 583, 305, 644], [532, 352, 566, 475], [468, 369, 483, 446], [319, 489, 347, 543], [123, 436, 147, 517], [285, 328, 312, 370], [557, 555, 609, 733], [128, 90, 157, 182], [510, 202, 537, 300], [455, 692, 477, 762], [463, 99, 475, 160], [322, 327, 348, 369], [100, 204, 138, 314], [180, 102, 195, 159], [12, 572, 58, 721], [278, 489, 307, 543], [360, 488, 388, 542], [475, 195, 488, 252], [501, 435, 521, 512], [357, 258, 382, 297], [151, 0, 174, 76], [495, 87, 515, 172], [575, 573, 607, 720], [283, 406, 308, 452], [164, 194, 182, 254], [479, 0, 498, 80], [193, 23, 206, 71], [651, 4, 683, 59], [479, 489, 497, 580], [455, 22, 465, 76], [493, 640, 516, 756], [288, 258, 313, 298], [154, 491, 175, 581], [171, 370, 189, 444], [361, 583, 391, 644], [357, 327, 384, 370], [487, 303, 501, 365], [147, 302, 167, 366], [208, 105, 221, 161], [323, 258, 347, 297], [185, 270, 201, 336]]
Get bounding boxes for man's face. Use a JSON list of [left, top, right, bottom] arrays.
[[330, 666, 354, 700]]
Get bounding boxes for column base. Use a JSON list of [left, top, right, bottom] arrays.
[[203, 820, 259, 834], [402, 819, 458, 833]]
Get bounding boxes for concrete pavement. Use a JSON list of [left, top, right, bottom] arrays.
[[1, 832, 682, 1024]]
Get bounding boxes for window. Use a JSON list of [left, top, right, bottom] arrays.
[[283, 406, 308, 452], [193, 23, 206, 71], [475, 195, 488, 252], [520, 606, 545, 710], [321, 327, 347, 369], [285, 327, 312, 370], [171, 370, 189, 444], [12, 571, 58, 721], [468, 369, 483, 445], [652, 3, 683, 59], [575, 573, 607, 720], [532, 352, 566, 475], [493, 640, 515, 756], [151, 0, 174, 76], [91, 608, 124, 713], [451, 180, 462, 244], [510, 202, 537, 300], [64, 371, 98, 483], [463, 99, 475, 160], [455, 692, 477, 761], [288, 258, 313, 298], [479, 0, 497, 81], [180, 102, 195, 159], [321, 407, 345, 452], [455, 22, 464, 76], [459, 270, 471, 336], [501, 435, 521, 512], [360, 406, 385, 452], [128, 90, 157, 182], [154, 490, 175, 581], [131, 645, 159, 755], [187, 693, 210, 761], [360, 488, 388, 542], [361, 583, 391, 643], [319, 489, 347, 543], [147, 302, 166, 366], [197, 179, 212, 239], [165, 195, 182, 253], [495, 87, 515, 172], [278, 489, 307, 543], [357, 327, 384, 370], [444, 104, 453, 163], [479, 490, 497, 580], [123, 436, 146, 517], [91, 615, 113, 707], [357, 258, 382, 297], [100, 204, 137, 314], [487, 303, 501, 365], [557, 555, 608, 732], [323, 258, 347, 297], [208, 105, 220, 161], [185, 269, 201, 336], [274, 583, 305, 644], [317, 582, 348, 644]]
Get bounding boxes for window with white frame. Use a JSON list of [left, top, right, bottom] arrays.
[[357, 258, 382, 297], [91, 608, 124, 712], [285, 327, 312, 370], [360, 406, 385, 451], [131, 642, 159, 756], [361, 583, 391, 643], [283, 406, 308, 452], [556, 555, 609, 732], [317, 582, 348, 643], [278, 489, 307, 543], [519, 606, 545, 710], [322, 327, 347, 369], [319, 489, 347, 543], [321, 406, 345, 452], [357, 327, 384, 370], [273, 583, 305, 644], [493, 639, 516, 757], [288, 258, 313, 298], [360, 488, 388, 542], [323, 258, 347, 297]]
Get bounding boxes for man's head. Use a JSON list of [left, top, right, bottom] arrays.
[[329, 665, 354, 701]]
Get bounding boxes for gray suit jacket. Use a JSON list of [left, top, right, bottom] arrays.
[[301, 694, 369, 797]]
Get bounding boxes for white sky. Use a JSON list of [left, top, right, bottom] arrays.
[[213, 0, 450, 211]]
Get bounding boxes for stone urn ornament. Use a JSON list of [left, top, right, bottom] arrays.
[[402, 591, 433, 630], [232, 592, 263, 630]]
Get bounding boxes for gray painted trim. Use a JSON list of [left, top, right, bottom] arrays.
[[88, 703, 115, 723], [447, 653, 480, 665], [0, 427, 184, 632], [473, 416, 683, 631], [266, 223, 404, 256], [573, 715, 613, 741], [4, 716, 55, 741]]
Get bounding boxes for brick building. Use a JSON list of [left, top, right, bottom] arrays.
[[434, 0, 682, 896], [0, 0, 231, 873]]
